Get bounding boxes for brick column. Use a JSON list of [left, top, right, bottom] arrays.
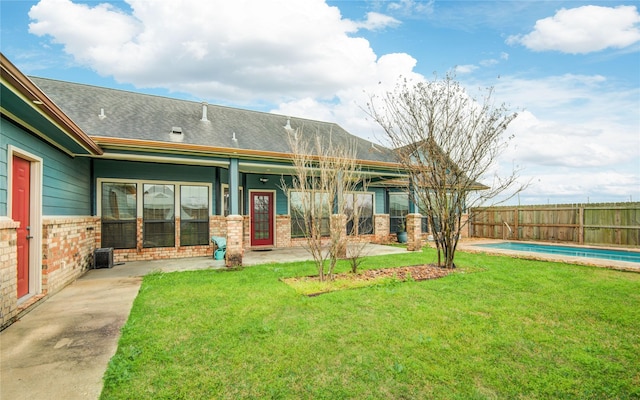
[[0, 219, 19, 328], [374, 214, 390, 242], [225, 215, 244, 267], [406, 213, 423, 251], [331, 214, 347, 258], [276, 215, 291, 248]]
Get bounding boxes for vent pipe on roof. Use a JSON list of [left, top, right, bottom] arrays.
[[98, 108, 106, 120], [200, 102, 208, 122], [169, 126, 184, 142], [284, 118, 296, 139], [284, 118, 293, 133]]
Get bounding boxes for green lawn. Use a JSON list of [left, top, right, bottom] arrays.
[[101, 248, 640, 399]]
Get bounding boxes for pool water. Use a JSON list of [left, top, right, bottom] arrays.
[[475, 242, 640, 263]]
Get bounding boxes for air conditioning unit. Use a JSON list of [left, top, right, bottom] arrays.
[[93, 248, 114, 269]]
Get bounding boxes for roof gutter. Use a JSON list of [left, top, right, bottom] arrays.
[[92, 136, 404, 171], [1, 53, 103, 156]]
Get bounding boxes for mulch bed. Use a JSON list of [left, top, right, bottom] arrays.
[[287, 264, 452, 285], [337, 264, 452, 282]]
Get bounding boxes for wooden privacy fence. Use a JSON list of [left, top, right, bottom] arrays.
[[469, 202, 640, 247]]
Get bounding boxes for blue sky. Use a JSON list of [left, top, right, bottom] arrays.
[[1, 0, 639, 205]]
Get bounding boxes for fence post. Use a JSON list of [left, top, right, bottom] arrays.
[[578, 206, 584, 245]]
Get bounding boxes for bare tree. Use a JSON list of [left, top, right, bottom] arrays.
[[367, 74, 526, 268], [281, 128, 368, 281]]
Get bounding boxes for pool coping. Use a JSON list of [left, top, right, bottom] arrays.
[[457, 239, 640, 273]]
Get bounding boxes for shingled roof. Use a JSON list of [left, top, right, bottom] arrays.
[[30, 77, 395, 164]]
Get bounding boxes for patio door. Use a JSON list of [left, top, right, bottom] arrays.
[[13, 155, 31, 298], [250, 192, 274, 246]]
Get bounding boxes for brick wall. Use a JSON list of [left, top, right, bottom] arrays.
[[275, 215, 291, 248], [107, 216, 228, 262], [374, 214, 390, 242], [0, 218, 19, 328], [41, 216, 99, 295], [243, 215, 251, 248]]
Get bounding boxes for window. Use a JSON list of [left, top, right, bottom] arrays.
[[143, 184, 175, 247], [290, 191, 330, 238], [345, 193, 374, 235], [389, 193, 409, 233], [222, 184, 244, 216], [180, 186, 209, 246], [101, 183, 137, 249], [416, 197, 430, 233], [100, 180, 212, 249]]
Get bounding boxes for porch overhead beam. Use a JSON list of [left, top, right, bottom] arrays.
[[238, 161, 407, 179], [87, 152, 229, 167]]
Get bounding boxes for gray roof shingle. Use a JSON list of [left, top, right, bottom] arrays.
[[30, 77, 395, 164]]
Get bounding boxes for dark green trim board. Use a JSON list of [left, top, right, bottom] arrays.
[[93, 159, 216, 182]]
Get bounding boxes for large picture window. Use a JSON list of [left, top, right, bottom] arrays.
[[100, 180, 211, 250], [290, 191, 330, 238], [143, 184, 175, 248], [101, 183, 137, 249], [180, 186, 209, 246], [389, 193, 409, 233], [345, 193, 374, 235]]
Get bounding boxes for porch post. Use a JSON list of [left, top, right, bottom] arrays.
[[229, 158, 239, 215], [226, 158, 243, 266], [406, 213, 423, 251], [225, 215, 244, 267], [408, 181, 416, 214], [331, 214, 347, 258]]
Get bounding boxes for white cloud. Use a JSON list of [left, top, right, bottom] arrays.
[[454, 64, 478, 74], [24, 0, 639, 205], [28, 0, 407, 102], [348, 12, 401, 31], [506, 5, 640, 54], [387, 0, 435, 16], [489, 74, 640, 204]]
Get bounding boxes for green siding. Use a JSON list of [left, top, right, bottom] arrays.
[[244, 174, 289, 215], [373, 187, 386, 214], [94, 159, 216, 182], [275, 175, 293, 215], [1, 118, 92, 216]]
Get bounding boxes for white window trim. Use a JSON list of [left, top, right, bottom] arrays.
[[220, 183, 244, 215], [97, 178, 213, 218], [344, 191, 376, 216]]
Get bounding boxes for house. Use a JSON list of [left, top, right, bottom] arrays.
[[1, 53, 429, 328]]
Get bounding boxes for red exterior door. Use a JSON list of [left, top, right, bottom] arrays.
[[250, 192, 274, 246], [12, 156, 30, 298]]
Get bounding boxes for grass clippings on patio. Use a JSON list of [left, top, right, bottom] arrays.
[[100, 247, 640, 400], [282, 264, 453, 296]]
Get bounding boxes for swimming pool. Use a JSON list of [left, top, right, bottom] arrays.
[[474, 242, 640, 263]]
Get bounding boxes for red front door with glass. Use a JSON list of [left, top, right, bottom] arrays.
[[250, 192, 273, 246], [13, 156, 30, 298]]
